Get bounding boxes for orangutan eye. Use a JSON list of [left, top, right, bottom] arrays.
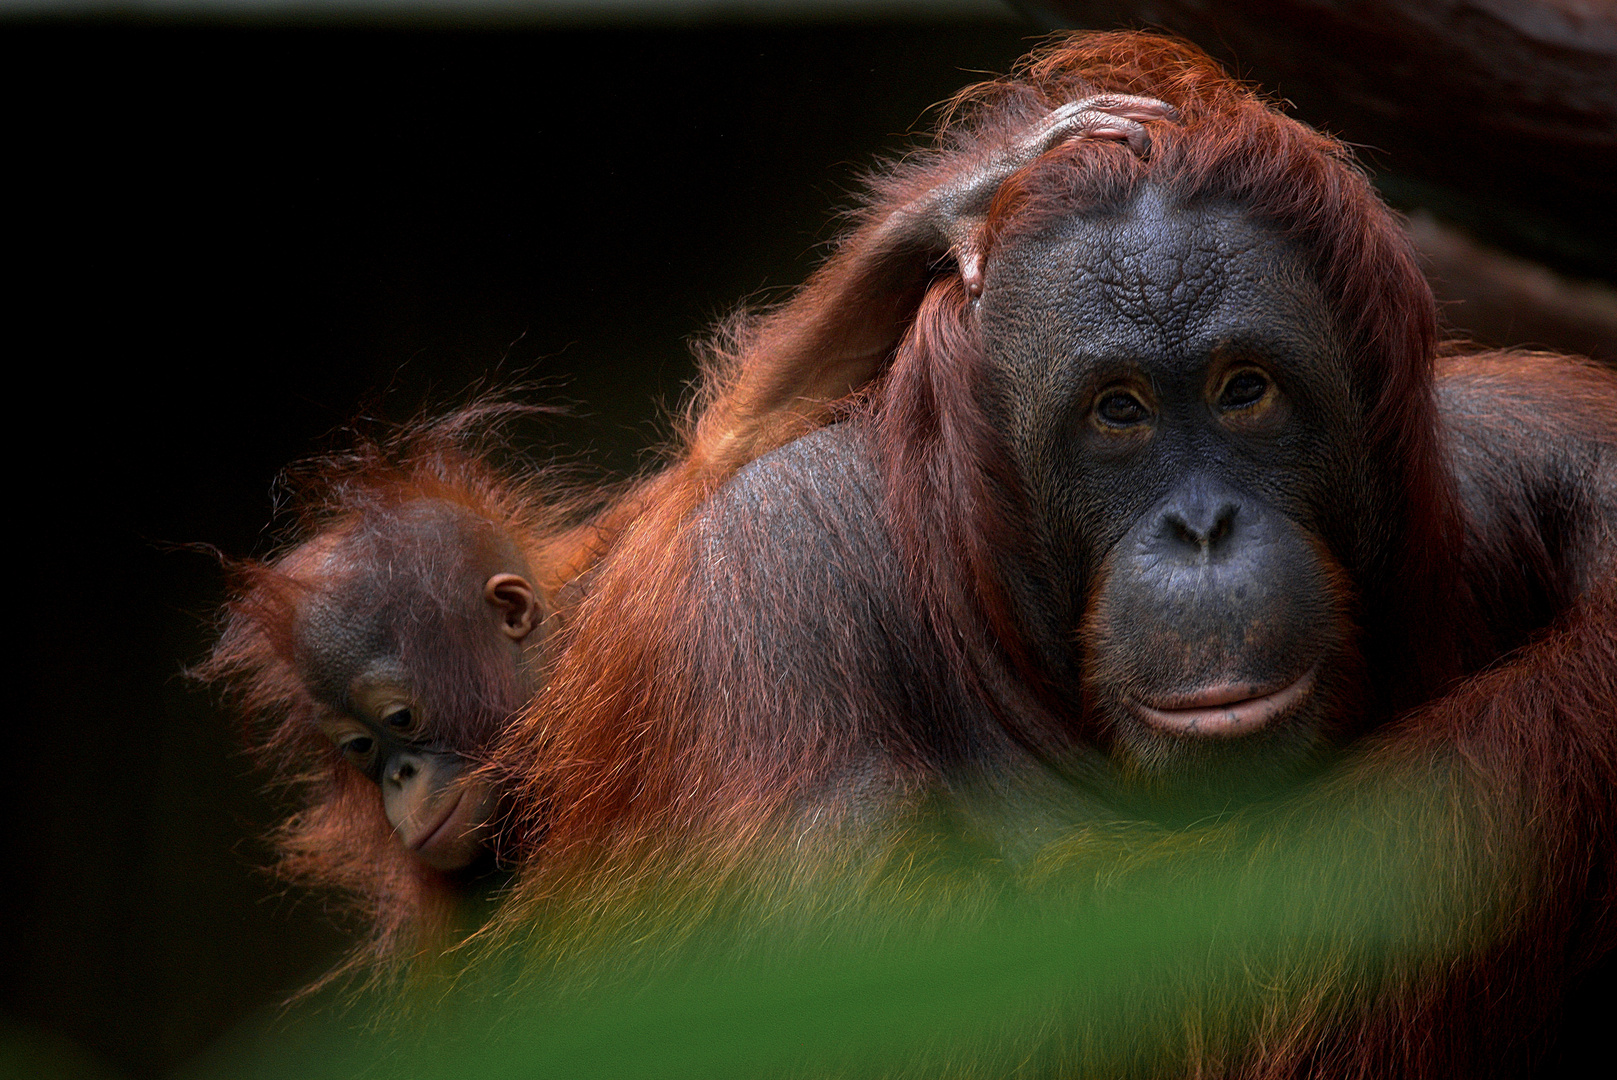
[[1218, 369, 1271, 409], [339, 735, 374, 761], [383, 707, 418, 735], [1096, 390, 1151, 427]]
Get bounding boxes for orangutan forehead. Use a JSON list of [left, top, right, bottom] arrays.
[[981, 189, 1339, 374], [283, 500, 509, 704], [306, 500, 524, 588], [993, 190, 1311, 304]]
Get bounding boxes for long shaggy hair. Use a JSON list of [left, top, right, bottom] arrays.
[[492, 32, 1456, 900], [198, 403, 583, 988]]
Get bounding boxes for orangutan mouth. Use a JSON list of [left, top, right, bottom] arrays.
[[1133, 666, 1318, 737], [410, 791, 465, 854]]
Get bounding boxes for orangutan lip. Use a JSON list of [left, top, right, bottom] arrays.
[[411, 791, 465, 853], [1133, 666, 1318, 737]]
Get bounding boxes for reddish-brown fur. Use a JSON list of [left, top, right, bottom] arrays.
[[483, 32, 1617, 1074], [200, 408, 584, 983], [495, 31, 1464, 880], [878, 42, 1462, 742]]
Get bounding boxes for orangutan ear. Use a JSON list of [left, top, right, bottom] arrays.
[[483, 573, 541, 642]]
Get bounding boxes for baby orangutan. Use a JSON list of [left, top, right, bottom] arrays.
[[202, 419, 569, 975], [290, 498, 543, 872]]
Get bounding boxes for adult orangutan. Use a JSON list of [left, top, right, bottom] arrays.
[[480, 31, 1617, 1077]]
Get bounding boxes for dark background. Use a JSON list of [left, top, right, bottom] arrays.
[[5, 7, 1613, 1079], [5, 14, 1041, 1078]]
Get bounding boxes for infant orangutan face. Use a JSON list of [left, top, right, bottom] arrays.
[[291, 514, 545, 873], [319, 672, 501, 872]]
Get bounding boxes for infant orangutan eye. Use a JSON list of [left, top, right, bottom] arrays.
[[339, 735, 374, 761], [383, 707, 418, 735]]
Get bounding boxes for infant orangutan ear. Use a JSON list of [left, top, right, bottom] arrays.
[[484, 573, 541, 642]]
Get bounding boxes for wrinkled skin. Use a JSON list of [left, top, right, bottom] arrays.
[[690, 94, 1178, 479], [471, 36, 1617, 1076], [979, 187, 1372, 789]]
